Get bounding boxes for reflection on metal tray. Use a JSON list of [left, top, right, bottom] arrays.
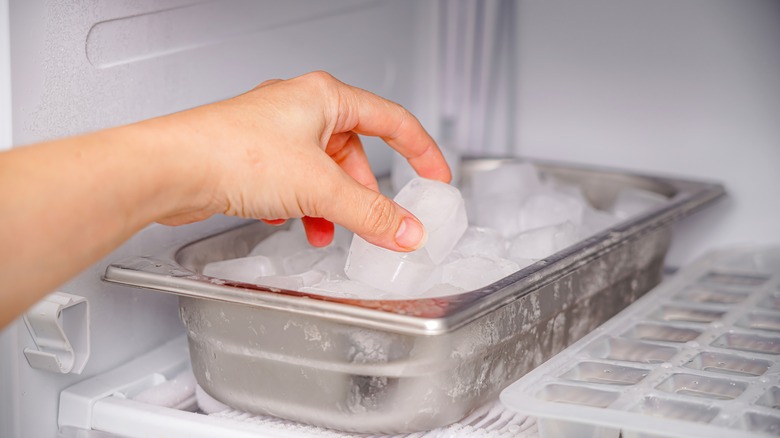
[[103, 158, 725, 433]]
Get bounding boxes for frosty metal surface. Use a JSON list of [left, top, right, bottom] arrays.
[[103, 159, 725, 433]]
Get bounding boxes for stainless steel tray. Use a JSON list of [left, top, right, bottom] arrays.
[[103, 158, 725, 433]]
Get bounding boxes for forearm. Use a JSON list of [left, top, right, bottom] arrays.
[[0, 114, 207, 327]]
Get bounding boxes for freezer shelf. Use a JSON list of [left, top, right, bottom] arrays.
[[58, 337, 538, 438]]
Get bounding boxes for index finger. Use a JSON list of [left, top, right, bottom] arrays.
[[333, 83, 452, 184]]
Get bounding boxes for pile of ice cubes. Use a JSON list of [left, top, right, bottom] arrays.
[[202, 161, 667, 299]]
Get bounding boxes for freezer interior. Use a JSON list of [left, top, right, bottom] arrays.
[[2, 1, 779, 437]]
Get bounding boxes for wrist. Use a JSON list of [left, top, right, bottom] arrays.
[[113, 111, 219, 226]]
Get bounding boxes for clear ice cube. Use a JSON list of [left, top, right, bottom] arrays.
[[469, 162, 542, 200], [310, 247, 348, 278], [518, 192, 585, 232], [420, 283, 467, 298], [249, 220, 309, 258], [507, 222, 579, 262], [442, 256, 520, 291], [581, 207, 620, 237], [300, 279, 389, 299], [468, 195, 525, 237], [453, 226, 507, 258], [344, 236, 438, 295], [282, 246, 341, 275], [393, 177, 468, 264], [202, 255, 281, 284], [610, 187, 667, 219], [255, 270, 327, 291], [332, 225, 353, 250]]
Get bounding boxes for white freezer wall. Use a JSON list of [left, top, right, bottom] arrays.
[[0, 1, 437, 437], [513, 0, 780, 266]]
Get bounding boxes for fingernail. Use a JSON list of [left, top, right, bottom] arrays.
[[395, 217, 427, 250]]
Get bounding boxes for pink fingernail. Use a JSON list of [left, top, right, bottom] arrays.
[[395, 217, 427, 250]]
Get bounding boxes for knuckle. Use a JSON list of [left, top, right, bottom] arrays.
[[304, 70, 337, 87], [387, 103, 410, 140], [301, 71, 342, 113]]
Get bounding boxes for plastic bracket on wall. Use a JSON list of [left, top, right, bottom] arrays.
[[23, 291, 90, 374]]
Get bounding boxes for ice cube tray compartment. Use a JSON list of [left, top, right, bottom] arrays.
[[587, 337, 679, 364], [560, 362, 650, 386], [760, 294, 780, 312], [655, 373, 747, 400], [711, 333, 780, 355], [535, 384, 620, 408], [629, 396, 720, 424], [624, 323, 702, 343], [756, 386, 780, 410], [649, 305, 726, 324], [675, 286, 749, 305], [698, 271, 770, 288], [736, 312, 780, 333], [743, 412, 780, 435], [501, 246, 780, 438], [683, 352, 771, 377]]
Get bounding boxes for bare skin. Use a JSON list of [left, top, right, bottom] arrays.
[[0, 71, 451, 328]]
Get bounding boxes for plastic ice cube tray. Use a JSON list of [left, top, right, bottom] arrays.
[[501, 246, 780, 438]]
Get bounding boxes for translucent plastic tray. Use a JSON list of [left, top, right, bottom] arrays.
[[501, 246, 780, 438]]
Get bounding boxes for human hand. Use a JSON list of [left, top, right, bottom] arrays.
[[154, 71, 451, 252]]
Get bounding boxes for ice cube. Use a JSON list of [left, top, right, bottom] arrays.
[[518, 192, 585, 232], [549, 183, 585, 197], [394, 177, 468, 263], [453, 226, 507, 258], [581, 207, 619, 237], [442, 256, 520, 291], [391, 146, 462, 194], [468, 195, 525, 237], [282, 246, 330, 275], [300, 279, 389, 299], [332, 225, 353, 250], [310, 247, 348, 278], [507, 222, 578, 262], [202, 255, 281, 284], [468, 162, 542, 200], [610, 187, 667, 219], [256, 270, 327, 291], [344, 236, 438, 295], [420, 283, 467, 298], [249, 220, 309, 258]]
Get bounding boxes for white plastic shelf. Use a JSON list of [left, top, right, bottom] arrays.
[[59, 337, 538, 437]]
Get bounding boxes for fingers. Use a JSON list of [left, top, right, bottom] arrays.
[[329, 80, 452, 184], [301, 216, 334, 247], [316, 174, 427, 252], [261, 218, 287, 225], [325, 132, 379, 192]]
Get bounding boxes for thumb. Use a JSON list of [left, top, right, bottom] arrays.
[[321, 178, 427, 252]]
